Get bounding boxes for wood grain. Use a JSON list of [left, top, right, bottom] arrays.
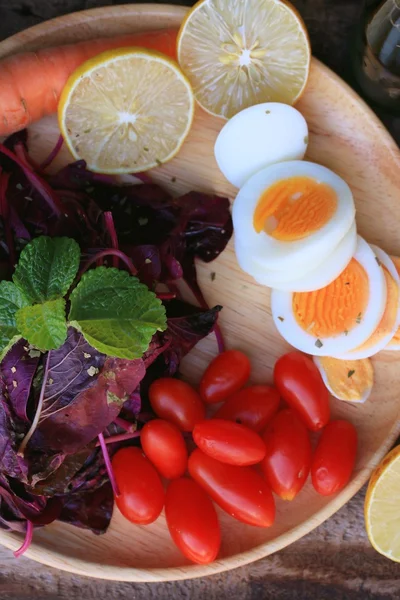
[[1, 0, 400, 596]]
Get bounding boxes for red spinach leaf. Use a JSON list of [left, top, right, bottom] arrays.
[[31, 357, 145, 454], [1, 339, 40, 422], [58, 482, 113, 535], [39, 327, 106, 415]]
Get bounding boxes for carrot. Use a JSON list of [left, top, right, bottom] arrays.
[[0, 29, 178, 137]]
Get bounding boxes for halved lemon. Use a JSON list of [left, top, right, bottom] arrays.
[[58, 48, 195, 174], [365, 445, 400, 562], [177, 0, 311, 119]]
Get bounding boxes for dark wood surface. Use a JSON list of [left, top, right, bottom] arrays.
[[0, 1, 399, 598]]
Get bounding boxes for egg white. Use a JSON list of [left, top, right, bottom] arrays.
[[333, 245, 400, 359], [214, 103, 308, 188], [233, 161, 356, 272], [271, 236, 387, 356], [235, 221, 357, 291]]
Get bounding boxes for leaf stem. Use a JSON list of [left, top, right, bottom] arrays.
[[104, 212, 119, 268], [156, 291, 176, 301], [114, 417, 136, 432], [18, 351, 51, 456], [40, 135, 64, 170], [14, 520, 33, 558], [213, 323, 225, 354], [96, 431, 141, 446], [14, 143, 41, 171], [80, 249, 138, 277], [98, 432, 120, 497]]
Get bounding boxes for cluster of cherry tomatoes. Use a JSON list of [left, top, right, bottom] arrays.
[[112, 350, 358, 565]]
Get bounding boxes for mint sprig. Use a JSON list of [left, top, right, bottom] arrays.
[[16, 299, 67, 351], [0, 236, 167, 358], [13, 236, 80, 303], [69, 267, 167, 359]]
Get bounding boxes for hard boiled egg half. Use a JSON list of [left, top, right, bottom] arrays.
[[233, 160, 356, 290], [214, 103, 308, 188], [271, 236, 387, 356], [313, 356, 374, 403]]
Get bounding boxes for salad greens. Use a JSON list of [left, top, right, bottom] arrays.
[[0, 128, 232, 554]]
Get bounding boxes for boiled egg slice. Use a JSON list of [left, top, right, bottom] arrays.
[[385, 255, 400, 350], [334, 246, 400, 359], [235, 221, 357, 291], [233, 161, 355, 272], [214, 103, 308, 188], [313, 356, 373, 403], [271, 236, 387, 356]]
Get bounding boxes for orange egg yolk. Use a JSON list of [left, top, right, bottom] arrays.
[[387, 255, 400, 347], [352, 265, 398, 352], [253, 176, 337, 240], [318, 356, 373, 402], [292, 258, 369, 338]]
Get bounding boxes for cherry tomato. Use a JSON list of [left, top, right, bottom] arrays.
[[273, 352, 330, 431], [149, 378, 205, 432], [193, 419, 266, 466], [141, 419, 188, 479], [261, 409, 312, 500], [188, 449, 275, 527], [214, 385, 280, 432], [199, 350, 251, 405], [112, 447, 164, 525], [311, 420, 357, 496], [165, 478, 221, 564]]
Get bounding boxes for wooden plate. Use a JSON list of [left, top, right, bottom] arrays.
[[1, 3, 400, 583]]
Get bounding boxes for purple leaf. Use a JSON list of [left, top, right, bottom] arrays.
[[0, 393, 28, 480], [31, 446, 100, 496], [39, 328, 106, 416], [128, 245, 161, 287], [162, 305, 222, 375], [58, 482, 113, 535], [0, 473, 61, 531], [32, 357, 145, 454], [121, 391, 142, 422], [28, 452, 66, 488], [49, 160, 116, 190], [0, 339, 40, 422]]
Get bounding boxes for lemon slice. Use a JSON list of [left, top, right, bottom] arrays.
[[177, 0, 311, 119], [365, 446, 400, 562], [58, 48, 195, 174]]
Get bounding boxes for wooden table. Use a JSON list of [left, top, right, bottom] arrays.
[[0, 1, 399, 598]]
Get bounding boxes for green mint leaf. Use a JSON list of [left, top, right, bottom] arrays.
[[16, 298, 68, 351], [69, 267, 167, 359], [13, 237, 80, 303], [0, 281, 29, 353]]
